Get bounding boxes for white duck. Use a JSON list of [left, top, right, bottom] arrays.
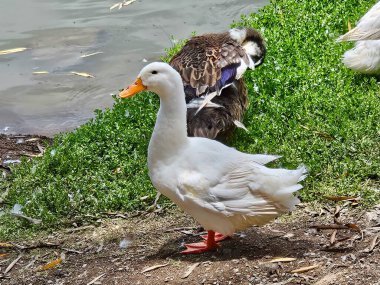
[[119, 62, 307, 254], [337, 1, 380, 75]]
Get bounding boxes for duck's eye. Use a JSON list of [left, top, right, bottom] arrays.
[[151, 70, 158, 74]]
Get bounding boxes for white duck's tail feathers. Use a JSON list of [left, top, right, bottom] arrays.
[[250, 154, 282, 165], [248, 164, 308, 212], [297, 164, 308, 182], [337, 27, 380, 42], [342, 41, 380, 74]]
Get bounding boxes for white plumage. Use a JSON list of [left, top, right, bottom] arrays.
[[337, 2, 380, 75], [337, 1, 380, 42], [119, 62, 307, 253], [342, 40, 380, 74]]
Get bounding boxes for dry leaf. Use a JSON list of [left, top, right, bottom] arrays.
[[330, 230, 337, 245], [0, 253, 9, 259], [80, 51, 103, 58], [0, 47, 27, 55], [39, 258, 62, 270], [368, 235, 379, 252], [141, 263, 169, 273], [122, 0, 136, 7], [110, 3, 120, 10], [182, 262, 200, 279], [33, 71, 49, 75], [269, 257, 297, 263], [290, 264, 319, 274], [110, 0, 136, 10], [348, 20, 352, 31], [346, 223, 361, 233], [0, 243, 14, 248], [70, 71, 95, 78]]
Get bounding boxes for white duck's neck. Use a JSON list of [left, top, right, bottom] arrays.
[[148, 80, 188, 166]]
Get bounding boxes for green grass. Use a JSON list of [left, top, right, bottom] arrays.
[[1, 0, 379, 239]]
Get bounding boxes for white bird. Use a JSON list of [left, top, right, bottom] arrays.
[[119, 62, 307, 254], [337, 1, 380, 42], [337, 2, 380, 75], [342, 40, 380, 75]]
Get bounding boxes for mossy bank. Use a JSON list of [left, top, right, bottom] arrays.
[[1, 0, 379, 239]]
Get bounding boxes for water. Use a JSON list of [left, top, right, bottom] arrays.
[[0, 0, 268, 135]]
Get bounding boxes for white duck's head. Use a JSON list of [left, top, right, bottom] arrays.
[[119, 62, 182, 99]]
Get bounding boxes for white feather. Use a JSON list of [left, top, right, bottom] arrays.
[[229, 28, 247, 44], [342, 40, 380, 74], [186, 97, 223, 109], [337, 1, 380, 42]]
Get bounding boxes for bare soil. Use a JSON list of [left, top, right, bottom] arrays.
[[0, 204, 379, 285], [0, 134, 52, 173], [1, 134, 379, 285]]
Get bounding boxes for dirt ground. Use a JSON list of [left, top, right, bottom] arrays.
[[0, 134, 52, 174], [0, 203, 379, 285], [1, 135, 380, 285]]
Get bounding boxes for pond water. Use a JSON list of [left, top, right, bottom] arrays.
[[0, 0, 268, 135]]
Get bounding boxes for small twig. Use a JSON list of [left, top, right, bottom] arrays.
[[61, 248, 83, 254], [4, 255, 22, 274], [10, 212, 42, 224], [87, 273, 106, 285], [311, 224, 350, 230], [11, 242, 60, 251], [64, 225, 95, 233], [330, 230, 337, 245], [141, 263, 169, 273], [24, 256, 38, 269], [164, 227, 197, 233]]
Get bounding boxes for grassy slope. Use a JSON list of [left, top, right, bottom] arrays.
[[1, 0, 379, 238]]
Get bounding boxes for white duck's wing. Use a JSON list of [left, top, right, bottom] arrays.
[[337, 2, 380, 41], [178, 158, 306, 234]]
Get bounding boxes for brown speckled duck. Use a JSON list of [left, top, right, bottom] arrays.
[[169, 27, 266, 140]]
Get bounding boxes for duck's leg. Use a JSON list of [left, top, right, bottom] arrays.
[[201, 232, 229, 242], [181, 230, 219, 254]]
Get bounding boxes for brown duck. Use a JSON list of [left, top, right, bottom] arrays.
[[169, 27, 266, 140]]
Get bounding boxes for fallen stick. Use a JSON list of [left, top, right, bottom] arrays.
[[4, 255, 22, 274], [141, 263, 169, 273], [182, 262, 200, 279], [164, 227, 197, 233], [87, 273, 106, 285]]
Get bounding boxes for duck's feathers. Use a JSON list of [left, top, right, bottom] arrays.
[[337, 1, 380, 42], [170, 28, 265, 97], [186, 79, 248, 141], [342, 40, 380, 74], [174, 139, 306, 235]]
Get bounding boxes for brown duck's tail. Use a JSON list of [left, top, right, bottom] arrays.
[[187, 78, 248, 142]]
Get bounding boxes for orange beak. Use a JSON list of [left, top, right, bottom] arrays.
[[119, 77, 146, 98]]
